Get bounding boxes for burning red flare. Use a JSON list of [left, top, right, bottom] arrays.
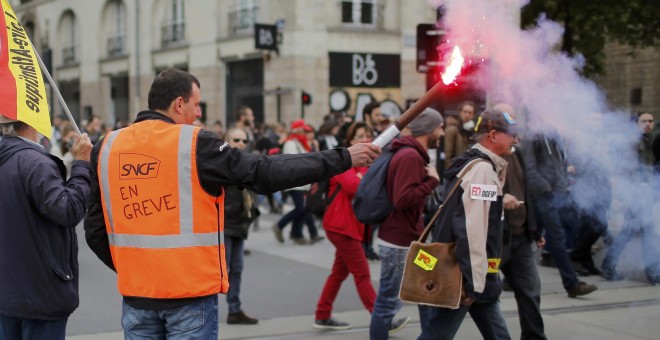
[[441, 46, 465, 85]]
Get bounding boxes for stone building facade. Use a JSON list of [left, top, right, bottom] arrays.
[[11, 0, 441, 128], [596, 42, 659, 118]]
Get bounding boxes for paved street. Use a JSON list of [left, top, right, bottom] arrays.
[[68, 205, 660, 339]]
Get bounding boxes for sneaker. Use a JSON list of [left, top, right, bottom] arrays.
[[227, 311, 258, 325], [272, 224, 284, 243], [389, 317, 411, 334], [270, 204, 283, 214], [292, 237, 309, 245], [601, 260, 624, 281], [313, 318, 351, 330], [366, 250, 380, 261], [644, 266, 660, 285], [567, 281, 598, 298], [310, 235, 325, 244]]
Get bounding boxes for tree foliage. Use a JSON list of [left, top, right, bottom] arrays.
[[521, 0, 660, 77]]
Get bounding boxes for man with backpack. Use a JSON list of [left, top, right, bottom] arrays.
[[368, 108, 444, 340]]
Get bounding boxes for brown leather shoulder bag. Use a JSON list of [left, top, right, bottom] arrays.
[[398, 160, 484, 309]]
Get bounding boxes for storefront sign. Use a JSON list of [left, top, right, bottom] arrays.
[[254, 24, 277, 50], [329, 52, 400, 88]]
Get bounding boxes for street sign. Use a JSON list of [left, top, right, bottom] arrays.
[[254, 24, 278, 51]]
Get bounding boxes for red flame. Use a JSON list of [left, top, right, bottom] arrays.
[[441, 46, 465, 85]]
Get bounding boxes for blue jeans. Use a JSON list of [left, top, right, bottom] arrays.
[[121, 295, 218, 340], [276, 191, 318, 239], [603, 205, 660, 279], [370, 245, 408, 340], [418, 301, 510, 340], [225, 236, 244, 314], [533, 191, 578, 291], [0, 315, 67, 340]]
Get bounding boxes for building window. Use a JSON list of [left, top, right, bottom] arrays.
[[341, 0, 382, 29], [105, 0, 127, 57], [161, 0, 185, 47], [630, 87, 643, 106], [229, 0, 258, 36], [59, 10, 78, 65]]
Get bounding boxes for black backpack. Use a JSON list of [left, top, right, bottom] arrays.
[[305, 181, 341, 218], [353, 147, 404, 225]]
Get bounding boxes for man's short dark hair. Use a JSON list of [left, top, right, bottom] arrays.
[[87, 115, 100, 126], [362, 102, 380, 117], [235, 106, 252, 121], [637, 112, 652, 122], [148, 68, 201, 111], [458, 100, 476, 111]]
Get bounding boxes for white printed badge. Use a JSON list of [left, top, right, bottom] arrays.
[[470, 184, 498, 201]]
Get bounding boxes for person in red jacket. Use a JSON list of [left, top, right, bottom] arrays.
[[313, 122, 376, 330]]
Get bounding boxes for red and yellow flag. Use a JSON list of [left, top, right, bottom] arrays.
[[0, 0, 51, 138]]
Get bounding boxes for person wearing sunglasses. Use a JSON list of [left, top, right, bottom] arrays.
[[221, 128, 260, 325]]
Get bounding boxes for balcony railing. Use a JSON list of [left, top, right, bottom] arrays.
[[62, 44, 77, 65], [107, 34, 126, 57], [228, 6, 258, 36], [340, 0, 384, 30], [161, 21, 186, 47]]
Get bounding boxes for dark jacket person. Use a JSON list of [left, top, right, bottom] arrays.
[[0, 116, 92, 339]]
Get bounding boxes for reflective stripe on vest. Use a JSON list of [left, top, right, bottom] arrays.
[[178, 125, 194, 234], [99, 130, 120, 234], [109, 232, 219, 248]]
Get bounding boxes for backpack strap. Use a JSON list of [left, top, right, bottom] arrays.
[[327, 184, 341, 203], [418, 159, 486, 243]]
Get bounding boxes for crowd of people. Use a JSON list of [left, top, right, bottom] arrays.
[[1, 67, 659, 340]]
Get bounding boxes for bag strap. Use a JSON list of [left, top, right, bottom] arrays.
[[327, 184, 341, 202], [418, 160, 486, 243]]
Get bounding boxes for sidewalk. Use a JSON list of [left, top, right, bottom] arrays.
[[69, 205, 660, 339]]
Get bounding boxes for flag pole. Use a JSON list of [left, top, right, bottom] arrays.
[[32, 47, 82, 135]]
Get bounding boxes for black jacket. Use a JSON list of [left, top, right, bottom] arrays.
[[84, 111, 352, 310], [0, 136, 91, 320], [223, 185, 258, 240], [520, 135, 569, 196], [502, 148, 540, 243]]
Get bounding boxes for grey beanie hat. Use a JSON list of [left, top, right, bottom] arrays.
[[408, 108, 444, 137]]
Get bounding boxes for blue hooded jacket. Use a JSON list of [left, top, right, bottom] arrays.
[[0, 136, 91, 320]]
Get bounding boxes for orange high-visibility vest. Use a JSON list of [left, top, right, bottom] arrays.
[[98, 120, 228, 299]]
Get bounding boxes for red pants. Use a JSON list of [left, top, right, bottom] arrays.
[[315, 230, 376, 320]]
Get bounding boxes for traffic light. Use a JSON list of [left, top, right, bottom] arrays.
[[416, 23, 445, 73], [301, 91, 312, 105]]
